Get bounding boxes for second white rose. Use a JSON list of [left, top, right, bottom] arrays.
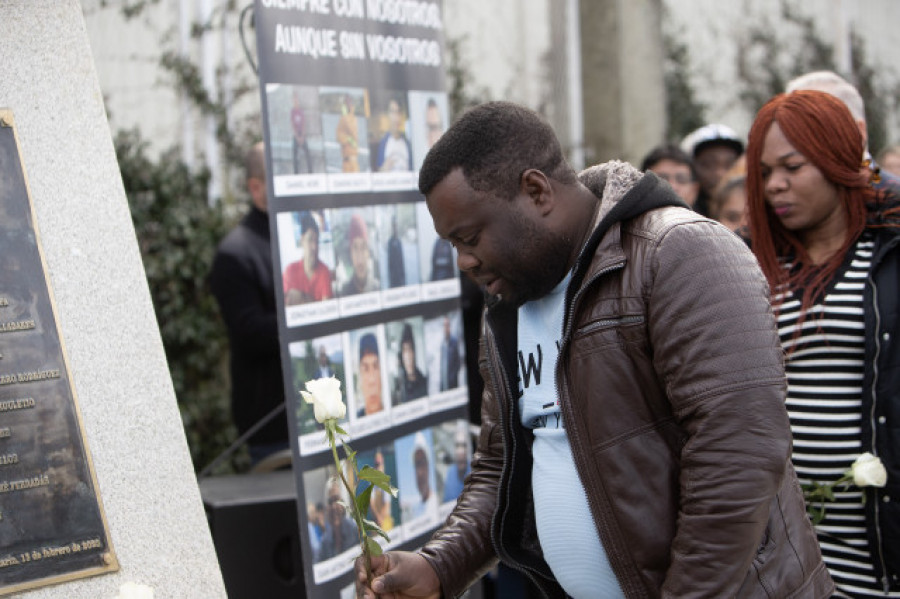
[[850, 452, 888, 488]]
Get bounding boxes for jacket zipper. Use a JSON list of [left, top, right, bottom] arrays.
[[868, 245, 891, 594], [557, 259, 642, 597], [483, 312, 549, 595]]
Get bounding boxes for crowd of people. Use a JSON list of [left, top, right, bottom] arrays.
[[209, 67, 900, 599]]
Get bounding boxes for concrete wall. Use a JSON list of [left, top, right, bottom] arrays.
[[0, 2, 227, 597], [81, 0, 900, 178], [663, 0, 900, 147]]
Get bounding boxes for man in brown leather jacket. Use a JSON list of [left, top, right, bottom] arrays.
[[356, 102, 833, 598]]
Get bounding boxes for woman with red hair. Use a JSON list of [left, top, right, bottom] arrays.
[[746, 89, 900, 597]]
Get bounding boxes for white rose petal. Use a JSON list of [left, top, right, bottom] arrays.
[[302, 377, 346, 423], [851, 452, 888, 488], [114, 582, 154, 599]]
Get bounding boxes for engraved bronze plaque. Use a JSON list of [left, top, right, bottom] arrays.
[[0, 110, 118, 595]]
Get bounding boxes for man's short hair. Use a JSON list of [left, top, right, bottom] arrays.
[[418, 101, 577, 199], [640, 143, 697, 177], [786, 71, 866, 123], [245, 142, 266, 183]]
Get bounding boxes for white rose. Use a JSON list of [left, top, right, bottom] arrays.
[[301, 377, 346, 423], [850, 452, 887, 488], [114, 582, 154, 599]]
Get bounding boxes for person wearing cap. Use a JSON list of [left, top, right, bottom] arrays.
[[283, 211, 334, 305], [639, 143, 700, 208], [209, 142, 289, 464], [342, 213, 380, 296], [356, 331, 384, 417], [681, 123, 744, 216]]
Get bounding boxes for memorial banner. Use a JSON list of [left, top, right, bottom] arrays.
[[254, 2, 469, 596], [0, 110, 118, 596]]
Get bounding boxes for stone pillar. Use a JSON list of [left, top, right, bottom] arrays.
[[0, 2, 226, 597], [579, 0, 666, 166]]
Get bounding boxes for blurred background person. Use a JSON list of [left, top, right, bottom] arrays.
[[315, 345, 335, 378], [411, 433, 438, 519], [319, 476, 357, 561], [746, 89, 900, 597], [425, 97, 444, 149], [368, 448, 394, 532], [439, 316, 460, 392], [376, 98, 413, 172], [283, 211, 334, 305], [356, 332, 384, 417], [708, 175, 749, 241], [430, 237, 455, 281], [681, 123, 744, 216], [291, 88, 312, 174], [386, 213, 405, 288], [877, 144, 900, 178], [342, 214, 380, 296], [394, 323, 428, 403], [442, 422, 470, 502], [787, 70, 900, 198], [209, 142, 288, 465], [336, 94, 360, 173], [640, 143, 700, 208]]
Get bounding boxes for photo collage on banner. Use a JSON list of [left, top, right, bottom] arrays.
[[254, 2, 469, 596]]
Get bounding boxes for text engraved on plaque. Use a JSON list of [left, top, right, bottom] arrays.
[[0, 110, 118, 596]]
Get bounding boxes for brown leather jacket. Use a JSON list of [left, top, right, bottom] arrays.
[[420, 162, 833, 598]]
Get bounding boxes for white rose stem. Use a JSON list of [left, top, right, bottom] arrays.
[[326, 421, 374, 584]]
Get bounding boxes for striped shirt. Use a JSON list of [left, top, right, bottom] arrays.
[[777, 234, 898, 598]]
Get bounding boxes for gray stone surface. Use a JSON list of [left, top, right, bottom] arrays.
[[0, 2, 226, 597]]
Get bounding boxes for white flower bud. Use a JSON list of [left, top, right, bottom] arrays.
[[301, 377, 346, 423], [851, 452, 887, 488]]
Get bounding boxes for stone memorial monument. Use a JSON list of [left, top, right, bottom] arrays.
[[0, 2, 226, 597]]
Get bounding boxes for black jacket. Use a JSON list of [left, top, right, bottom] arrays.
[[862, 218, 900, 592], [209, 207, 287, 445]]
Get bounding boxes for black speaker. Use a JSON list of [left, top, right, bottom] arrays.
[[200, 470, 305, 598]]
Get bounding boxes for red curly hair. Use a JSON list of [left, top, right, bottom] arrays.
[[746, 90, 877, 315]]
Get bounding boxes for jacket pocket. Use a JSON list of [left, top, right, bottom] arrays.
[[573, 314, 646, 355], [576, 314, 644, 335]]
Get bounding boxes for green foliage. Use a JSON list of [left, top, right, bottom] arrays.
[[662, 28, 707, 142], [445, 35, 492, 120], [850, 31, 892, 155], [115, 128, 246, 474], [735, 1, 835, 114], [734, 2, 898, 152]]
